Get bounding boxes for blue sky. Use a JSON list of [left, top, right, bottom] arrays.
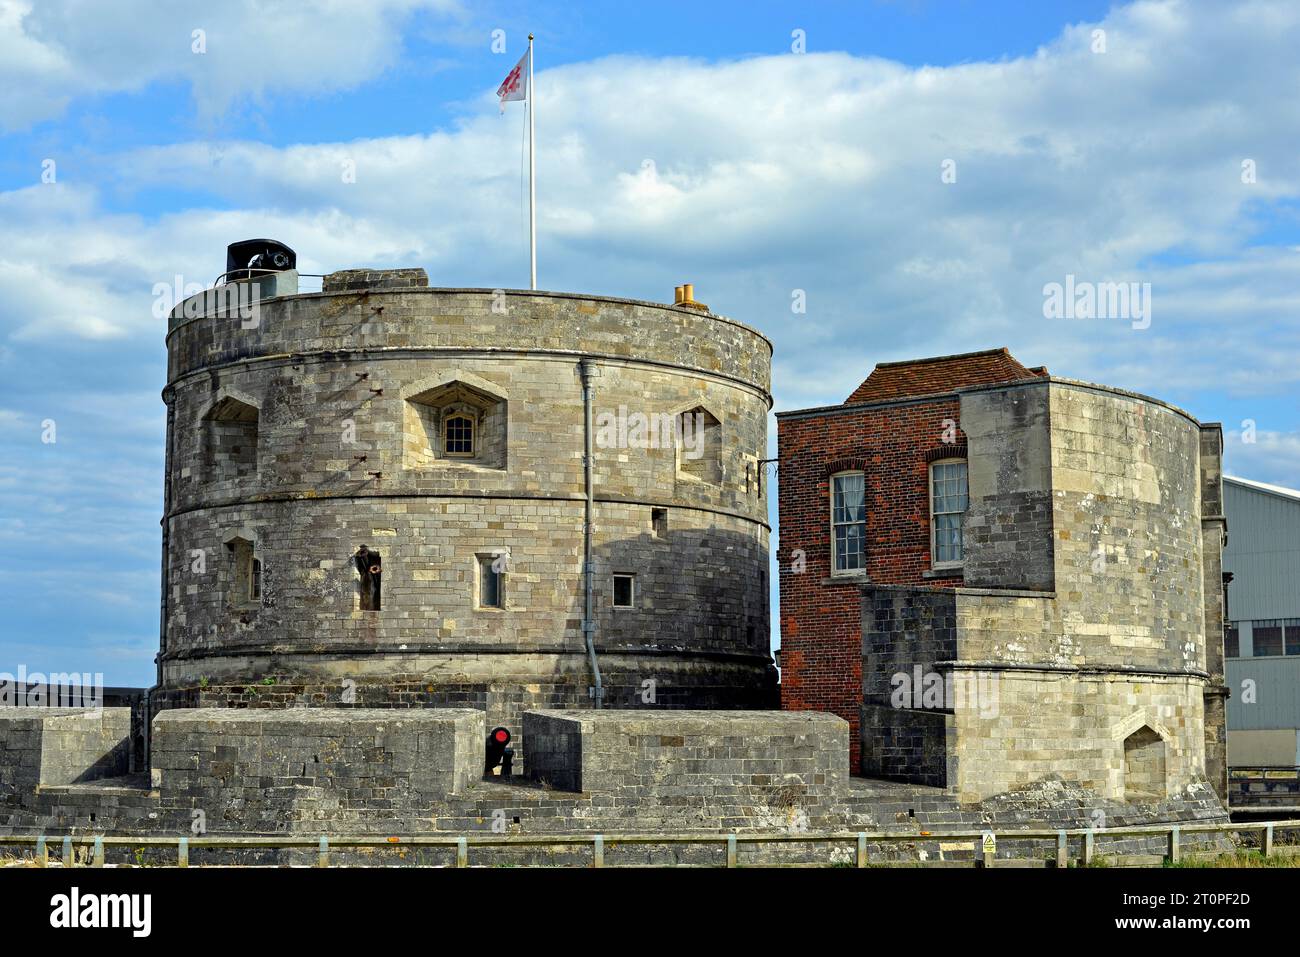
[[2, 0, 1298, 686]]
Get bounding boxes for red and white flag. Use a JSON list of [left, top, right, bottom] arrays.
[[497, 51, 528, 113]]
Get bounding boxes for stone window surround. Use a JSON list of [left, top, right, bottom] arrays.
[[612, 573, 636, 609], [441, 404, 478, 458], [1111, 710, 1175, 801], [221, 529, 261, 611], [475, 551, 506, 611], [399, 370, 509, 472], [671, 402, 723, 485], [198, 388, 261, 480]]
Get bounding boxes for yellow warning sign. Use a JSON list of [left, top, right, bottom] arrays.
[[981, 831, 996, 857]]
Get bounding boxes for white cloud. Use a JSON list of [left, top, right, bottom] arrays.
[[3, 0, 1300, 416], [1224, 429, 1300, 488], [0, 0, 462, 131]]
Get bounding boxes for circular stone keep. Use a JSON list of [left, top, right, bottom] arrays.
[[156, 272, 777, 732]]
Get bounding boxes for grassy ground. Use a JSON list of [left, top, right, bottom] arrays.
[[1166, 850, 1300, 868]]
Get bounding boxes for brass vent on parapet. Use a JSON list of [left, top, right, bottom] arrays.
[[673, 283, 709, 312]]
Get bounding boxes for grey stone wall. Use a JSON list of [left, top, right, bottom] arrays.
[[150, 708, 483, 830], [158, 283, 777, 733], [1198, 423, 1229, 801], [861, 379, 1223, 804], [959, 383, 1055, 591], [524, 709, 848, 805], [1, 706, 1231, 866], [859, 586, 957, 786], [0, 709, 130, 796]]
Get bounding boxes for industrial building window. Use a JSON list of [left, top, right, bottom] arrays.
[[1252, 620, 1284, 657], [612, 574, 635, 608], [831, 471, 866, 573], [1224, 623, 1239, 658], [479, 556, 503, 609], [1287, 619, 1300, 656], [929, 459, 968, 567], [444, 414, 475, 456]]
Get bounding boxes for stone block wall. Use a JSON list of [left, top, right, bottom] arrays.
[[948, 670, 1207, 803], [0, 707, 1231, 862], [959, 384, 1055, 591], [945, 382, 1215, 801], [524, 709, 848, 805], [157, 284, 777, 731], [859, 704, 953, 788], [840, 377, 1222, 801], [859, 586, 958, 786], [1198, 423, 1229, 802], [150, 708, 483, 831], [0, 708, 130, 795]]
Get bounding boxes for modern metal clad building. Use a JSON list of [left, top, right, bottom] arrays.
[[1223, 475, 1300, 768]]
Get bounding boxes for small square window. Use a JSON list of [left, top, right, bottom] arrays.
[[1224, 623, 1239, 659], [445, 414, 475, 456], [479, 556, 503, 608], [613, 574, 635, 608]]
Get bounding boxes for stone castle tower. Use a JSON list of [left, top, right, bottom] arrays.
[[156, 249, 777, 733]]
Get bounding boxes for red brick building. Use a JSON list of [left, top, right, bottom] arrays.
[[775, 348, 1047, 771]]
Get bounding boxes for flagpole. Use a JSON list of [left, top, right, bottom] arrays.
[[528, 33, 536, 291]]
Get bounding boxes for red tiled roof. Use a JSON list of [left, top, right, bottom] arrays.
[[844, 347, 1047, 404]]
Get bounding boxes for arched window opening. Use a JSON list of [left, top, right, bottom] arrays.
[[1123, 726, 1167, 802]]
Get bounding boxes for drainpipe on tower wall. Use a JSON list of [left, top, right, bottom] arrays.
[[147, 387, 175, 772], [157, 390, 173, 689], [579, 359, 604, 708]]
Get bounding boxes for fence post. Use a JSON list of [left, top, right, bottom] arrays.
[[318, 835, 329, 868], [1082, 829, 1095, 867], [593, 835, 604, 868], [726, 834, 737, 868], [62, 836, 73, 868], [856, 833, 867, 868], [35, 836, 46, 868], [92, 836, 104, 868], [456, 836, 468, 868], [1166, 826, 1180, 865], [1263, 824, 1274, 858], [178, 837, 189, 868], [1056, 830, 1068, 868]]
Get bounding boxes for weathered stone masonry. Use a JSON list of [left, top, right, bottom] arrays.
[[778, 349, 1229, 805], [156, 272, 778, 733], [0, 706, 1230, 865]]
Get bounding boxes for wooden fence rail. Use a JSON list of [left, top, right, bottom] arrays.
[[2, 819, 1296, 868]]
